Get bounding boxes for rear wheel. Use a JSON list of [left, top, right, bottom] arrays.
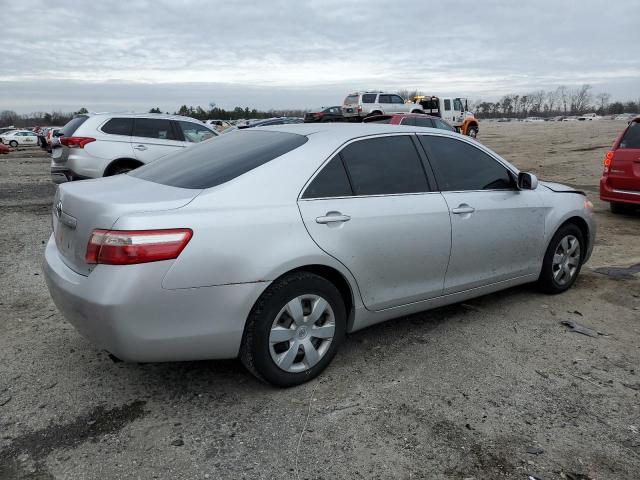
[[537, 223, 584, 294], [9, 140, 18, 148], [105, 159, 143, 176], [240, 272, 346, 387]]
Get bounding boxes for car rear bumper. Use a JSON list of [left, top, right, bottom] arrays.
[[600, 178, 640, 205], [51, 167, 90, 184], [43, 235, 267, 362]]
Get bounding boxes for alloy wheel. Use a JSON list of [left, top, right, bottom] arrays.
[[552, 235, 581, 286]]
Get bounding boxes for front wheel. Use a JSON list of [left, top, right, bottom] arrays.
[[467, 126, 478, 138], [240, 272, 346, 387], [9, 140, 18, 148], [537, 224, 584, 294]]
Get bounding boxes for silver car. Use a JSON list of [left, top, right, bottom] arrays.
[[44, 124, 596, 387], [50, 113, 218, 183]]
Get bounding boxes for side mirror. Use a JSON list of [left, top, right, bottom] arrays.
[[517, 172, 538, 190]]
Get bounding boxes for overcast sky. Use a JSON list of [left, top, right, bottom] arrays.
[[1, 0, 639, 113]]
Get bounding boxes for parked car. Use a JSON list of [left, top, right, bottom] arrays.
[[304, 106, 344, 123], [0, 129, 39, 147], [578, 113, 601, 121], [363, 113, 455, 132], [523, 117, 545, 123], [45, 127, 63, 152], [44, 123, 596, 387], [0, 126, 16, 135], [0, 143, 10, 154], [600, 116, 640, 213], [50, 113, 218, 183], [342, 92, 424, 120]]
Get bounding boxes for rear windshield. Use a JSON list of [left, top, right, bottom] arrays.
[[364, 116, 392, 124], [130, 130, 308, 189], [60, 115, 89, 136], [344, 95, 358, 105], [620, 122, 640, 149]]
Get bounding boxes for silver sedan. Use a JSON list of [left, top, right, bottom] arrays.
[[44, 124, 596, 387]]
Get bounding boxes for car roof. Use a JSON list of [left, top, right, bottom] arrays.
[[82, 112, 206, 122], [257, 122, 453, 142]]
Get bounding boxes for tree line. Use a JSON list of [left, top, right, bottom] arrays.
[[1, 84, 638, 127], [470, 85, 639, 119]]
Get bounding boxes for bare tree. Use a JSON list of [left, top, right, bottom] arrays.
[[557, 86, 568, 114], [595, 92, 611, 113], [570, 84, 592, 114]]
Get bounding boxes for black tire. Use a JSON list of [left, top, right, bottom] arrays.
[[9, 140, 18, 148], [240, 272, 346, 387], [467, 126, 479, 138], [537, 223, 585, 294], [610, 202, 634, 214], [105, 160, 142, 176], [368, 111, 382, 117]]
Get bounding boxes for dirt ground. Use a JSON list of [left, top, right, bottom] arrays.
[[0, 121, 639, 480]]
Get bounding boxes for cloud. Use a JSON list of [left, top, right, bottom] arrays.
[[1, 0, 638, 112]]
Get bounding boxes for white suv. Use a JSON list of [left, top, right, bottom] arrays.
[[50, 113, 218, 183], [342, 91, 424, 120]]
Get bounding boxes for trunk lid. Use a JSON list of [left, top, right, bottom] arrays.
[[53, 175, 201, 275]]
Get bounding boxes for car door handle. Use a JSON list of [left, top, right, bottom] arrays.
[[451, 204, 475, 215], [133, 144, 148, 151], [316, 212, 351, 224]]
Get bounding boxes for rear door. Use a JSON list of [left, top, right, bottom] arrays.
[[610, 121, 640, 191], [418, 134, 545, 294], [298, 134, 452, 311], [131, 118, 186, 164]]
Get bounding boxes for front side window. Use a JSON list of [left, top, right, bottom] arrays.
[[130, 130, 307, 189], [453, 98, 464, 111], [362, 94, 377, 103], [620, 122, 640, 149], [102, 118, 133, 136], [302, 157, 352, 199], [391, 95, 405, 104], [419, 136, 514, 191], [133, 118, 178, 140], [179, 121, 216, 143], [340, 136, 429, 195]]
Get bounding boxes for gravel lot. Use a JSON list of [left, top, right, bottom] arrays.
[[0, 121, 639, 480]]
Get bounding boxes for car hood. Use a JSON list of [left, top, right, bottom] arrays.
[[539, 181, 584, 194]]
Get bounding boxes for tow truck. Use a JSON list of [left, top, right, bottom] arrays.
[[410, 95, 479, 137]]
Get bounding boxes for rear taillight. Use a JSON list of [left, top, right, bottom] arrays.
[[603, 150, 615, 173], [60, 136, 96, 148], [85, 229, 192, 265]]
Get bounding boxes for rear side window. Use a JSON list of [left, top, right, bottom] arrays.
[[133, 118, 178, 140], [130, 130, 308, 189], [378, 94, 392, 103], [302, 157, 352, 199], [419, 136, 513, 191], [340, 136, 429, 195], [362, 94, 377, 103], [101, 118, 133, 136], [400, 117, 416, 126], [60, 115, 89, 137], [620, 122, 640, 148]]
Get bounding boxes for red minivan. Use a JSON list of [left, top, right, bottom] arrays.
[[600, 117, 640, 213]]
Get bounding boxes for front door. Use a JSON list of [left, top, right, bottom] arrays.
[[418, 134, 545, 294], [298, 134, 452, 311]]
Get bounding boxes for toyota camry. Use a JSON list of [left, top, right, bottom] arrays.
[[44, 124, 596, 387]]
